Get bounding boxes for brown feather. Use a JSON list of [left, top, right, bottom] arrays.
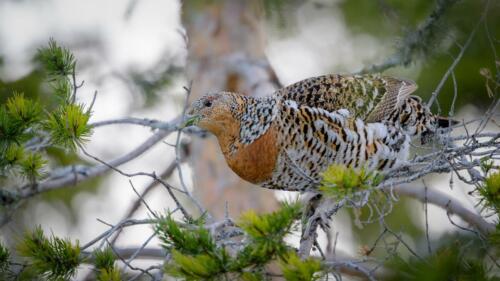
[[222, 125, 279, 184], [366, 77, 417, 122]]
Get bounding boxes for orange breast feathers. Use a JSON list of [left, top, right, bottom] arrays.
[[221, 125, 280, 184]]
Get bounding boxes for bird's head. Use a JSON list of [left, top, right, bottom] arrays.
[[186, 92, 240, 136]]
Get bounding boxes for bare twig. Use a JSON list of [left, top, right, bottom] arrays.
[[78, 145, 192, 220], [2, 116, 183, 205], [427, 14, 483, 107], [174, 81, 208, 218], [386, 184, 495, 234], [109, 159, 181, 246], [423, 180, 432, 254]]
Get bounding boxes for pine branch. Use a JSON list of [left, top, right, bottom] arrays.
[[1, 116, 182, 206], [359, 0, 461, 74]]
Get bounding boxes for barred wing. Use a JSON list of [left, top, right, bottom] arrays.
[[273, 74, 417, 122]]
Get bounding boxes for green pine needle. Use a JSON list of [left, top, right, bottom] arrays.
[[234, 202, 301, 267], [46, 103, 92, 150], [155, 214, 217, 256], [478, 171, 500, 213], [18, 226, 81, 280], [19, 152, 46, 181], [240, 272, 265, 281], [0, 243, 9, 273], [157, 203, 303, 280], [1, 144, 25, 174], [386, 240, 492, 281], [156, 215, 231, 279], [320, 165, 382, 199], [93, 247, 115, 271], [4, 144, 24, 164], [5, 92, 41, 125], [239, 201, 301, 240], [0, 95, 41, 150], [37, 38, 76, 79], [489, 224, 500, 250], [279, 251, 322, 281], [52, 78, 72, 105], [182, 115, 201, 128], [93, 247, 120, 281], [97, 268, 121, 281], [168, 249, 227, 279]]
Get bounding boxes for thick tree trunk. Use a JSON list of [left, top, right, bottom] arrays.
[[182, 0, 280, 218]]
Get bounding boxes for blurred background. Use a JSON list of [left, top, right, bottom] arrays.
[[0, 0, 498, 279]]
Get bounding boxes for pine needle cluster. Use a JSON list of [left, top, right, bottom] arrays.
[[0, 39, 92, 185], [478, 171, 500, 214], [93, 247, 121, 281], [17, 226, 81, 280], [319, 165, 383, 199], [387, 238, 494, 281], [0, 243, 9, 274], [155, 202, 321, 280]]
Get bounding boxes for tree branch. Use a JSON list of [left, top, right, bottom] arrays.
[[359, 0, 460, 74], [390, 184, 495, 234], [427, 7, 485, 107], [2, 116, 183, 205]]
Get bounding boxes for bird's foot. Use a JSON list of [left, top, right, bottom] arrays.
[[301, 193, 334, 239]]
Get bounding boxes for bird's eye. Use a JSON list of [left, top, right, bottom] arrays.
[[204, 100, 212, 107]]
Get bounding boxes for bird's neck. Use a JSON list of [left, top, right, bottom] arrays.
[[238, 96, 278, 145], [212, 95, 278, 157]]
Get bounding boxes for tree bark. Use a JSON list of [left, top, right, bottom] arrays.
[[182, 0, 281, 218]]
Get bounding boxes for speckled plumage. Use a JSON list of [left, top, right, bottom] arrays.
[[188, 73, 444, 191]]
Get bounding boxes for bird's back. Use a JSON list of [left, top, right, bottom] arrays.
[[274, 73, 417, 122]]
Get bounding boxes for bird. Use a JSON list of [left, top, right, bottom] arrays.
[[187, 73, 453, 191]]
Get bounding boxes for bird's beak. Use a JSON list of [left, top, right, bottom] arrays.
[[182, 114, 201, 128]]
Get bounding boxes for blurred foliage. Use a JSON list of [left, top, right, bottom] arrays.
[[489, 224, 500, 251], [236, 202, 301, 267], [0, 93, 41, 150], [0, 94, 46, 182], [0, 71, 45, 104], [349, 197, 425, 255], [478, 170, 500, 214], [279, 252, 322, 281], [93, 247, 121, 281], [0, 233, 124, 281], [183, 0, 301, 29], [386, 235, 498, 281], [17, 226, 81, 280], [36, 39, 76, 79], [45, 103, 92, 150], [126, 64, 183, 108], [93, 247, 116, 273], [340, 0, 500, 113], [260, 0, 303, 29], [0, 243, 9, 275]]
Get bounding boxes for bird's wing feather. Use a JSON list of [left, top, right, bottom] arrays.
[[365, 76, 417, 122], [277, 100, 358, 181], [274, 74, 417, 122]]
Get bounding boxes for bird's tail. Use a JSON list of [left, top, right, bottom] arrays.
[[436, 116, 460, 128]]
